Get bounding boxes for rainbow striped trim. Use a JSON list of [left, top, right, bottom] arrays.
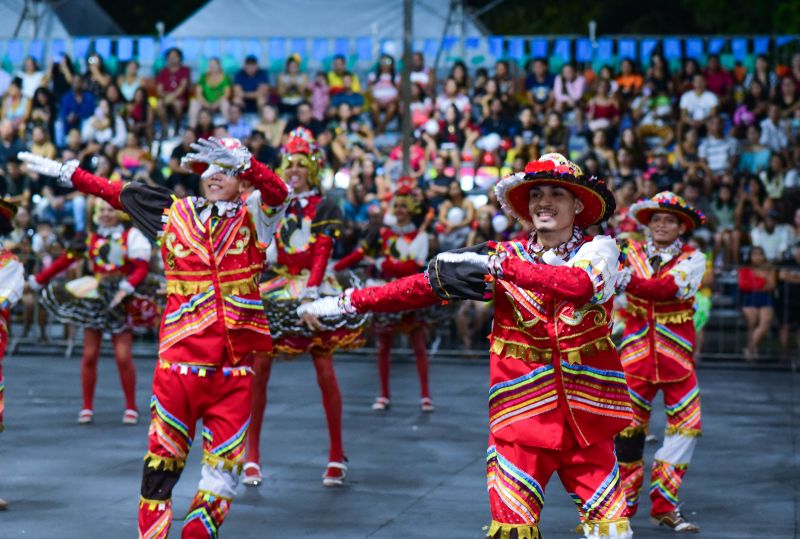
[[581, 463, 628, 521], [160, 288, 218, 353], [488, 366, 558, 433], [203, 420, 249, 463], [561, 363, 632, 420], [665, 386, 701, 433], [649, 459, 688, 509], [149, 395, 191, 461], [487, 445, 544, 523]]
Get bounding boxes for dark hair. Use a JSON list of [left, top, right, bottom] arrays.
[[374, 54, 396, 79], [165, 47, 183, 61]]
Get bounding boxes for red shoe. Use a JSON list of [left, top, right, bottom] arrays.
[[242, 462, 262, 487], [322, 461, 347, 487]]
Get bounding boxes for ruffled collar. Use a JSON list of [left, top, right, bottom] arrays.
[[196, 198, 243, 222], [527, 226, 584, 263], [290, 188, 319, 208], [390, 222, 417, 236], [645, 234, 684, 267], [96, 224, 125, 239]]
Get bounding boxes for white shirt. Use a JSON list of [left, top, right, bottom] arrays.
[[679, 90, 719, 121], [751, 224, 794, 261], [759, 117, 789, 153]]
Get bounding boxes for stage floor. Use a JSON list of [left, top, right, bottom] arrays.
[[0, 350, 796, 538]]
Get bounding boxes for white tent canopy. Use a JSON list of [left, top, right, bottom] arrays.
[[0, 0, 122, 39], [170, 0, 486, 40]]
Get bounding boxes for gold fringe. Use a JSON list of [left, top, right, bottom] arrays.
[[617, 459, 644, 468], [665, 426, 702, 437], [219, 276, 259, 296], [166, 279, 212, 295], [627, 302, 693, 324], [144, 452, 185, 471], [617, 425, 647, 438], [490, 337, 554, 363], [164, 275, 260, 296], [582, 517, 631, 537], [202, 452, 243, 474], [486, 520, 540, 539], [139, 496, 170, 511]]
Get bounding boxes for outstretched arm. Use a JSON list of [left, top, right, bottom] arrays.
[[621, 251, 706, 301]]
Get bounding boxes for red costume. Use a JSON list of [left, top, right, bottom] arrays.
[[245, 130, 366, 488], [302, 154, 634, 539], [20, 139, 289, 538], [0, 201, 25, 511], [615, 192, 706, 530], [32, 217, 153, 422], [334, 182, 433, 411]]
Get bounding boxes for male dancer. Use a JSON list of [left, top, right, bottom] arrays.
[[20, 137, 289, 538], [0, 200, 25, 510], [615, 192, 706, 532], [301, 154, 634, 539]]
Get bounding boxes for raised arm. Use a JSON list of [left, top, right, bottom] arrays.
[[30, 235, 87, 288], [496, 236, 620, 306], [19, 152, 174, 242]]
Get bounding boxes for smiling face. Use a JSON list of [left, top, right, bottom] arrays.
[[528, 184, 582, 234], [393, 199, 411, 224], [202, 172, 242, 202], [96, 201, 120, 228], [284, 156, 311, 193], [648, 212, 685, 246]]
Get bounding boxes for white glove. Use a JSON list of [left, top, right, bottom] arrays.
[[615, 267, 633, 293], [296, 296, 342, 318], [181, 137, 252, 179], [27, 274, 42, 291], [18, 152, 79, 187]]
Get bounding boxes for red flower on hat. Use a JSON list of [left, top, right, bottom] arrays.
[[285, 137, 311, 156], [525, 160, 556, 174], [554, 164, 573, 175]]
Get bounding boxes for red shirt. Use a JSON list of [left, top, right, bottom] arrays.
[[704, 68, 734, 97], [156, 65, 191, 103]]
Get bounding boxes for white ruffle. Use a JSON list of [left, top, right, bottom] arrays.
[[567, 236, 620, 305], [668, 252, 706, 300], [0, 256, 24, 308], [245, 186, 293, 250], [494, 171, 529, 222], [126, 227, 152, 261]]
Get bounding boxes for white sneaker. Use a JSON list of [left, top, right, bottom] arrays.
[[77, 409, 94, 424], [242, 462, 262, 487]]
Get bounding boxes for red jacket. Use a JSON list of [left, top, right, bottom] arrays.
[[347, 237, 632, 450], [620, 240, 706, 383], [67, 158, 289, 366]]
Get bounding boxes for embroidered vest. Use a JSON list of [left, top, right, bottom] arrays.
[[87, 229, 129, 276], [488, 241, 632, 450], [620, 241, 697, 383], [159, 198, 270, 365]]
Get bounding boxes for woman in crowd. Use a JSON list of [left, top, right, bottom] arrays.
[[368, 54, 399, 134], [188, 57, 231, 128], [739, 245, 777, 360]]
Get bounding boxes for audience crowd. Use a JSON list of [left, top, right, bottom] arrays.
[[3, 46, 800, 359]]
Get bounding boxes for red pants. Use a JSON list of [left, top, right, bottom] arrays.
[[486, 431, 631, 539], [138, 361, 252, 539], [615, 371, 701, 516]]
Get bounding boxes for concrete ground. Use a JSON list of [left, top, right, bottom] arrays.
[[0, 348, 797, 538]]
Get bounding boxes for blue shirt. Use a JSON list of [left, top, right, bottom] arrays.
[[60, 91, 96, 129], [234, 69, 269, 92]]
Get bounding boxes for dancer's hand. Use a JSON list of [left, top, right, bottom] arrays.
[[182, 137, 252, 179], [300, 310, 325, 331], [109, 289, 129, 309], [18, 152, 79, 186]]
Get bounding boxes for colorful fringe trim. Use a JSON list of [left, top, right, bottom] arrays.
[[485, 520, 540, 539]]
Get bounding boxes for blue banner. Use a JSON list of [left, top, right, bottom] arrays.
[[312, 39, 328, 61], [640, 38, 658, 62], [182, 38, 201, 61], [575, 39, 592, 62], [553, 38, 571, 61], [334, 38, 349, 57], [731, 38, 748, 61], [685, 38, 704, 59], [72, 37, 90, 60], [708, 38, 726, 54], [618, 39, 637, 60], [488, 36, 503, 58], [596, 39, 614, 61], [530, 38, 548, 59], [442, 36, 458, 52], [465, 37, 480, 50], [753, 37, 770, 54], [138, 37, 156, 61], [290, 38, 306, 57], [117, 38, 134, 61], [355, 37, 372, 60], [224, 39, 243, 61], [508, 38, 524, 60], [245, 39, 261, 60], [268, 38, 286, 61], [94, 38, 111, 59], [50, 39, 67, 62], [28, 40, 44, 62], [663, 38, 681, 60], [203, 39, 221, 59]]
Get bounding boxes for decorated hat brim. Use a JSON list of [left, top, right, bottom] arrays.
[[632, 204, 702, 231], [496, 173, 614, 229]]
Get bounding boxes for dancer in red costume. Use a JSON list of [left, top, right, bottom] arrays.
[[29, 197, 153, 424], [0, 200, 25, 510], [302, 154, 634, 539], [334, 177, 435, 413], [20, 137, 289, 539], [615, 192, 706, 533], [243, 128, 368, 488]]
